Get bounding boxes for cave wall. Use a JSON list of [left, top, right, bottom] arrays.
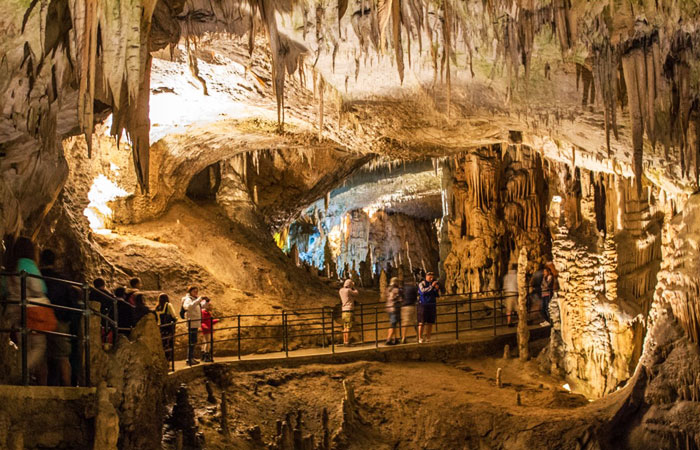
[[546, 163, 662, 398], [288, 208, 440, 281], [441, 145, 550, 294]]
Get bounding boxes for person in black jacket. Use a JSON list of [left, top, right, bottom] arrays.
[[114, 287, 134, 337], [39, 249, 77, 386], [90, 278, 115, 345]]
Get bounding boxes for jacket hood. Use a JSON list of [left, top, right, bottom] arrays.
[[343, 279, 353, 288]]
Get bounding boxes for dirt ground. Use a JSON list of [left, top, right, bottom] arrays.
[[173, 347, 624, 449]]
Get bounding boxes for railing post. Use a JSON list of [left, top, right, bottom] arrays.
[[455, 301, 459, 341], [321, 307, 326, 348], [112, 294, 118, 347], [283, 311, 288, 358], [82, 283, 91, 387], [237, 314, 241, 360], [210, 315, 215, 362], [19, 271, 28, 386], [330, 311, 335, 354], [493, 296, 497, 337], [374, 307, 378, 348], [359, 303, 364, 344], [171, 324, 175, 372]]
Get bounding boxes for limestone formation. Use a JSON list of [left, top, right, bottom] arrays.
[[3, 0, 700, 448]]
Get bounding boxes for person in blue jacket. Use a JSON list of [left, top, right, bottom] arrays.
[[417, 272, 439, 343]]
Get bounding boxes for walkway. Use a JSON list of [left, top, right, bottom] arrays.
[[170, 322, 550, 374]]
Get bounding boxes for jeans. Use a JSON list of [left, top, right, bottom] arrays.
[[541, 295, 551, 323], [187, 328, 198, 362]]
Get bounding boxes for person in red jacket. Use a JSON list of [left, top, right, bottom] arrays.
[[200, 297, 218, 362]]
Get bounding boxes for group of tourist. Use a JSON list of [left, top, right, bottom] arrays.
[[502, 261, 561, 328], [0, 236, 219, 385], [0, 237, 82, 386], [340, 271, 441, 346]]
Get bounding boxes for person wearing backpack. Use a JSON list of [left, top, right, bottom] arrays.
[[182, 286, 206, 366], [156, 293, 177, 362], [6, 237, 56, 385], [40, 249, 78, 386]]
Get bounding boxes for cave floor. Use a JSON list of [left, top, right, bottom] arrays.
[[178, 343, 626, 450]]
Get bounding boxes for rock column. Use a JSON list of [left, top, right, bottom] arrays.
[[517, 247, 530, 361]]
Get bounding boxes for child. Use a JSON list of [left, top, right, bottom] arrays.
[[200, 297, 219, 362]]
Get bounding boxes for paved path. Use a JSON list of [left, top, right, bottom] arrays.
[[170, 323, 549, 373]]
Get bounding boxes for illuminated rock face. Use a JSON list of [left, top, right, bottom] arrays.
[[440, 145, 550, 294]]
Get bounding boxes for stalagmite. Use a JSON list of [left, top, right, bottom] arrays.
[[517, 247, 529, 361], [496, 368, 503, 388]]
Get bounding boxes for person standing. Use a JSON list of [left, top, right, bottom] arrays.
[[114, 286, 134, 336], [385, 277, 402, 345], [200, 298, 218, 362], [6, 237, 55, 385], [502, 265, 518, 327], [529, 264, 544, 320], [339, 279, 359, 345], [401, 279, 419, 344], [155, 293, 177, 363], [90, 278, 115, 345], [540, 267, 554, 326], [39, 249, 76, 386], [182, 286, 206, 365], [132, 293, 154, 324], [418, 272, 439, 343]]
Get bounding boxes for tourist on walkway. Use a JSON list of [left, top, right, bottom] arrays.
[[540, 267, 554, 325], [502, 265, 518, 327], [418, 272, 439, 343], [91, 278, 115, 345], [40, 249, 76, 386], [339, 279, 358, 345], [6, 237, 55, 385], [132, 293, 154, 324], [385, 277, 402, 345], [125, 277, 141, 305], [156, 293, 177, 362], [200, 298, 218, 362], [401, 279, 419, 343], [182, 286, 206, 365], [529, 264, 544, 320], [114, 286, 134, 336]]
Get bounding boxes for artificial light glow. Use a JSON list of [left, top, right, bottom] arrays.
[[362, 205, 378, 219], [562, 383, 571, 392], [552, 195, 562, 203], [83, 174, 129, 235]]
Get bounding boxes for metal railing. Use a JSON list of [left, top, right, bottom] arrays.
[[0, 271, 135, 386], [165, 290, 544, 370]]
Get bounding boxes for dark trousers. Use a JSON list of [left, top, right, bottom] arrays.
[[542, 295, 551, 323], [160, 325, 175, 362], [187, 328, 198, 362]]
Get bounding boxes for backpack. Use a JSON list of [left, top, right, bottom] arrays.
[[158, 303, 176, 325], [179, 302, 186, 319]]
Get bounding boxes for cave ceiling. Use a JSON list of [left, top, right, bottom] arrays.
[[2, 0, 700, 237]]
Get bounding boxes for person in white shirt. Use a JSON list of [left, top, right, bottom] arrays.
[[502, 265, 518, 327], [182, 286, 206, 366]]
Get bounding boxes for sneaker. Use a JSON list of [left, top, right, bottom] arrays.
[[418, 338, 423, 344], [187, 359, 200, 366], [385, 340, 394, 346]]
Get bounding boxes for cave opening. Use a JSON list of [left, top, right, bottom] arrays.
[[185, 162, 221, 201]]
